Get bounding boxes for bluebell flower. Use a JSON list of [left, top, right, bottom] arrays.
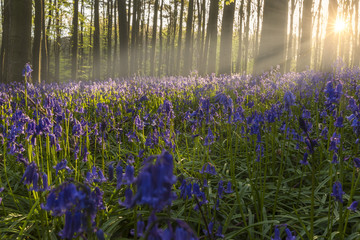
[[300, 152, 309, 165], [116, 164, 123, 190], [285, 227, 296, 240], [42, 173, 49, 191], [347, 201, 358, 212], [353, 158, 360, 168], [284, 91, 296, 111], [334, 116, 344, 128], [218, 180, 224, 199], [21, 162, 40, 191], [108, 162, 114, 181], [96, 229, 105, 240], [123, 165, 135, 185], [200, 163, 217, 175], [204, 127, 215, 146], [271, 226, 281, 240], [54, 159, 72, 175], [224, 181, 233, 194], [331, 154, 339, 164], [0, 187, 4, 204], [22, 63, 33, 78], [119, 188, 133, 208], [331, 181, 345, 203], [215, 225, 225, 238]]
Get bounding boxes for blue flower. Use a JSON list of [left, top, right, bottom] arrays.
[[218, 180, 224, 199], [300, 152, 309, 165], [123, 165, 135, 185], [22, 63, 33, 78], [331, 181, 345, 203], [347, 201, 358, 212], [284, 91, 296, 111], [200, 163, 217, 175], [224, 181, 233, 194], [116, 164, 123, 190], [285, 227, 296, 240], [54, 159, 72, 175], [334, 116, 344, 128], [353, 158, 360, 168], [271, 226, 281, 240], [204, 127, 215, 146]]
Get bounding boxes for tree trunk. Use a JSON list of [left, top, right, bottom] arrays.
[[0, 0, 9, 82], [119, 0, 129, 76], [54, 0, 61, 82], [243, 0, 251, 73], [41, 0, 48, 82], [254, 0, 288, 75], [150, 0, 159, 76], [176, 0, 184, 74], [130, 0, 138, 74], [33, 0, 43, 84], [236, 0, 245, 73], [219, 0, 236, 74], [183, 0, 194, 75], [207, 0, 219, 74], [254, 0, 262, 58], [313, 0, 322, 70], [107, 0, 113, 77], [7, 0, 32, 83], [297, 0, 312, 71], [93, 0, 101, 80], [158, 0, 164, 76], [46, 0, 53, 80], [353, 0, 359, 66], [113, 0, 118, 77], [71, 0, 79, 81], [322, 0, 338, 71], [144, 0, 151, 75], [286, 0, 296, 72]]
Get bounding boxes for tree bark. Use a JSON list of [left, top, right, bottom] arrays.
[[219, 0, 236, 74], [321, 0, 338, 71], [54, 0, 61, 82], [93, 0, 101, 80], [107, 0, 113, 77], [71, 0, 79, 81], [297, 0, 312, 71], [7, 0, 32, 83], [254, 0, 288, 75], [0, 0, 9, 82], [176, 0, 185, 74], [33, 0, 43, 84], [41, 0, 48, 82], [150, 0, 159, 76], [286, 0, 296, 72], [119, 0, 129, 76], [243, 0, 251, 73], [236, 0, 245, 73], [353, 0, 359, 66], [183, 0, 194, 75], [158, 0, 164, 76], [207, 0, 219, 74]]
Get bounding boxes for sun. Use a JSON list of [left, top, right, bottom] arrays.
[[334, 19, 346, 32]]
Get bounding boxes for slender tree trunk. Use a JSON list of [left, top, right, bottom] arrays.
[[7, 0, 32, 83], [71, 0, 79, 80], [170, 0, 178, 75], [46, 0, 53, 80], [158, 0, 164, 76], [286, 0, 296, 72], [127, 0, 131, 36], [33, 0, 43, 83], [150, 0, 159, 76], [206, 0, 219, 74], [236, 0, 245, 73], [243, 0, 251, 73], [113, 0, 118, 77], [196, 0, 202, 73], [166, 7, 172, 75], [0, 0, 9, 82], [254, 0, 288, 75], [54, 0, 60, 82], [254, 0, 262, 58], [322, 0, 338, 71], [297, 0, 312, 71], [130, 0, 138, 74], [119, 0, 129, 76], [144, 0, 151, 75], [313, 0, 322, 70], [41, 0, 48, 82], [219, 0, 235, 74], [176, 0, 185, 74], [183, 0, 194, 75], [354, 0, 359, 66], [79, 0, 84, 73], [107, 0, 113, 77], [93, 0, 101, 80]]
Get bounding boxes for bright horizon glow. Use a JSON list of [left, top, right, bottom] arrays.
[[334, 18, 346, 32]]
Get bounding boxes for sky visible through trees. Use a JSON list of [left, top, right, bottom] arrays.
[[0, 0, 359, 82]]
